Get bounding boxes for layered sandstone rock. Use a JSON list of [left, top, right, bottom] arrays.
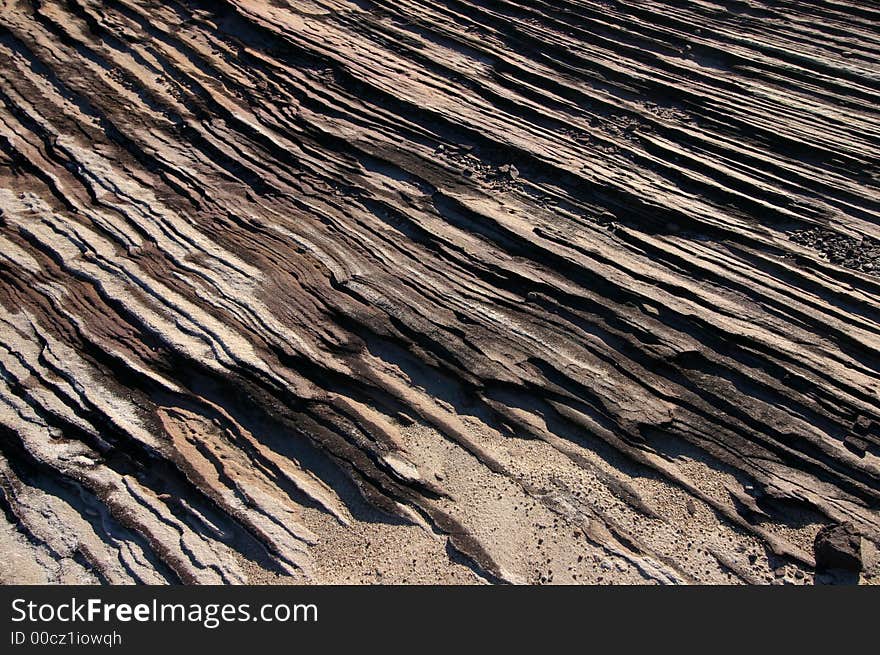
[[0, 0, 878, 584]]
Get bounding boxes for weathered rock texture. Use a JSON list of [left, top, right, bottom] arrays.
[[0, 0, 879, 585]]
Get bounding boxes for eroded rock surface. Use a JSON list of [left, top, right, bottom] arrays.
[[0, 0, 879, 584]]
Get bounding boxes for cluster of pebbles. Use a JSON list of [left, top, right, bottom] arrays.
[[436, 144, 522, 190], [790, 227, 880, 275]]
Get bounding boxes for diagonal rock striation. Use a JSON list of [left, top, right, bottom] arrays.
[[0, 0, 879, 584]]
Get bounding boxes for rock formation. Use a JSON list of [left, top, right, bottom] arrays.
[[0, 0, 878, 584]]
